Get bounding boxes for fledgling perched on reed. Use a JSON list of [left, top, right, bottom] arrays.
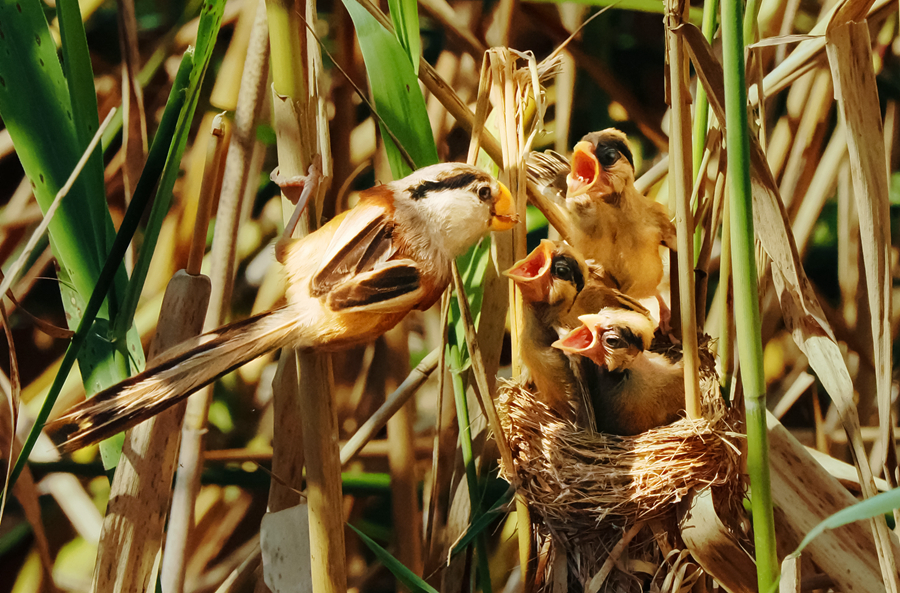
[[51, 163, 517, 451], [528, 129, 676, 300]]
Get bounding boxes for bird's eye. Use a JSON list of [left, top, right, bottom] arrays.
[[603, 333, 625, 349], [478, 185, 492, 202], [552, 260, 574, 282], [597, 147, 619, 168]]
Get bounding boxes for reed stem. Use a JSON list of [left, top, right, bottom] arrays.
[[720, 0, 778, 587]]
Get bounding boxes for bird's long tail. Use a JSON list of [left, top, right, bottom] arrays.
[[49, 307, 303, 451]]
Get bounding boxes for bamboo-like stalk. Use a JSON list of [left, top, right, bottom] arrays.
[[665, 0, 701, 420], [266, 1, 345, 593], [161, 7, 270, 590], [92, 114, 223, 593], [720, 0, 778, 587]]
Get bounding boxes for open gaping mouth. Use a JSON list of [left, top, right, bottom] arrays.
[[566, 141, 600, 197], [504, 240, 554, 302]]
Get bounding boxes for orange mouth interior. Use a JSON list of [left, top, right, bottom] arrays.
[[557, 325, 595, 351], [508, 252, 547, 280], [571, 150, 598, 187]]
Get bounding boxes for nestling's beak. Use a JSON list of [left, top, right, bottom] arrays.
[[552, 321, 606, 367], [490, 182, 518, 231], [566, 141, 599, 197], [504, 239, 554, 302]]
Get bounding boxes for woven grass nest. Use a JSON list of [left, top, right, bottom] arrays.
[[498, 339, 746, 591]]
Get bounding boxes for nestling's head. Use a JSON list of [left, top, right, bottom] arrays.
[[552, 307, 653, 371], [566, 129, 635, 200], [504, 240, 587, 309], [389, 163, 517, 259]]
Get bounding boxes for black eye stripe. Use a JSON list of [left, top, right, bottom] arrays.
[[580, 132, 635, 170], [408, 172, 484, 200], [594, 139, 633, 169], [550, 254, 585, 293]]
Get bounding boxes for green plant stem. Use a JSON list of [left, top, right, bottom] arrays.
[[720, 0, 778, 589], [449, 344, 493, 593], [742, 0, 761, 44], [692, 0, 718, 261], [719, 193, 733, 398]]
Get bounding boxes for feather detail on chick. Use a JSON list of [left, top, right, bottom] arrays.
[[529, 129, 676, 302], [554, 308, 685, 435], [505, 240, 649, 423]]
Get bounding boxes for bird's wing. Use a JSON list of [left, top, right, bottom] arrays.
[[527, 150, 569, 205], [310, 199, 399, 298], [326, 259, 424, 313], [650, 203, 678, 250]]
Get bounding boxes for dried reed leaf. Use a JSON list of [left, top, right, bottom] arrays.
[[752, 0, 894, 103], [115, 0, 148, 205], [826, 15, 896, 491], [677, 488, 756, 593], [768, 413, 893, 593], [779, 555, 800, 593]]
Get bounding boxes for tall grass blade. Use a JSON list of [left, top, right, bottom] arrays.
[[113, 0, 225, 341], [340, 0, 438, 176], [792, 487, 900, 559], [6, 51, 195, 486], [0, 0, 143, 399], [387, 0, 420, 74], [349, 524, 440, 593], [56, 0, 110, 263]]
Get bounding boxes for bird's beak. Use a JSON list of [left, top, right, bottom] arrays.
[[566, 141, 599, 197], [504, 239, 554, 302], [552, 320, 606, 367], [490, 182, 518, 231]]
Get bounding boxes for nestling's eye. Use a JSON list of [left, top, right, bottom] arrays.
[[478, 185, 492, 202], [603, 332, 625, 349], [597, 147, 619, 168], [551, 259, 575, 283]]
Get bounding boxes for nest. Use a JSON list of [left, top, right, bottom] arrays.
[[498, 342, 745, 591]]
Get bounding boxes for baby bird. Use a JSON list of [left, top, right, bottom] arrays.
[[504, 240, 647, 421], [529, 129, 676, 300], [553, 308, 685, 435]]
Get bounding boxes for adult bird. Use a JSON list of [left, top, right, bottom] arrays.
[[52, 163, 517, 450]]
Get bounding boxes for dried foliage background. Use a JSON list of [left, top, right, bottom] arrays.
[[2, 0, 900, 590]]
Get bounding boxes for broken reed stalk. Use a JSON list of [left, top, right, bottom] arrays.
[[161, 7, 270, 589], [267, 1, 346, 593], [93, 115, 223, 593], [665, 0, 701, 421], [719, 0, 778, 587]]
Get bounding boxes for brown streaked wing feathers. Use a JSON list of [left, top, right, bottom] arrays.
[[326, 259, 422, 312]]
